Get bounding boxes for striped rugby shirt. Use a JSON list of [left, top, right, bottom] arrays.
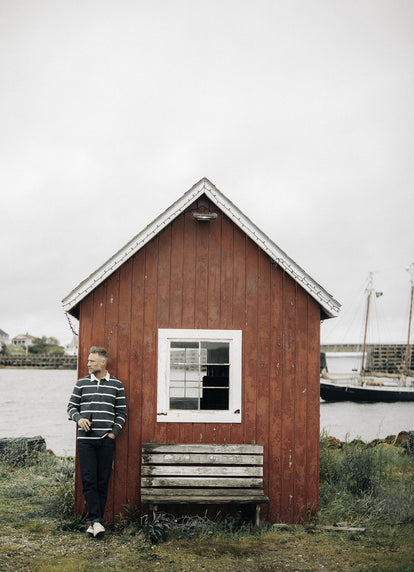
[[67, 372, 127, 439]]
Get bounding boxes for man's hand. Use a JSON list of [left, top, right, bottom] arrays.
[[108, 433, 116, 439], [77, 418, 91, 432]]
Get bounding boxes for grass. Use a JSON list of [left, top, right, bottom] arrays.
[[0, 440, 413, 571]]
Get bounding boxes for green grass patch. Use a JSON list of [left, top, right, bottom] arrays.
[[319, 433, 414, 527]]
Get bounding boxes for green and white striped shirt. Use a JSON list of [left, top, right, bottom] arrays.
[[67, 372, 127, 439]]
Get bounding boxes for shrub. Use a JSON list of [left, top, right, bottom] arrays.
[[319, 436, 414, 525]]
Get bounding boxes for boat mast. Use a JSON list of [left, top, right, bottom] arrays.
[[403, 263, 414, 387], [360, 272, 374, 386]]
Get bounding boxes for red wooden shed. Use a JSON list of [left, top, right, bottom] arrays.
[[63, 178, 340, 524]]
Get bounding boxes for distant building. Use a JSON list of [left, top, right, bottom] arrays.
[[0, 329, 9, 345], [11, 333, 36, 347], [65, 336, 78, 356]]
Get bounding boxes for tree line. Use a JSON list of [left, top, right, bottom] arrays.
[[0, 337, 64, 355]]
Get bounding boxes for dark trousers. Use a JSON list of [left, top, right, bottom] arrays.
[[77, 437, 115, 524]]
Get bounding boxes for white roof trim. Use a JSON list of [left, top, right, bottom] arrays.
[[62, 178, 340, 318]]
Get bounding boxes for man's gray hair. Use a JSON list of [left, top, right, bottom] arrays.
[[89, 346, 108, 360]]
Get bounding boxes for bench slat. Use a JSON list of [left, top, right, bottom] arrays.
[[142, 443, 263, 454], [141, 465, 263, 477], [141, 476, 264, 488], [145, 497, 268, 505], [143, 496, 269, 505], [142, 452, 263, 465], [142, 488, 269, 504]]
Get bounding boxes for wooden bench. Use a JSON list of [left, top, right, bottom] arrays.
[[141, 443, 269, 526]]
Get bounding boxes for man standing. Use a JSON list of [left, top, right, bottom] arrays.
[[67, 346, 127, 538]]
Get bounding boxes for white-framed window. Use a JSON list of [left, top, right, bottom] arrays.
[[157, 329, 242, 423]]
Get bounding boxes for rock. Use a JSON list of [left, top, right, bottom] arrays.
[[408, 431, 414, 455], [327, 436, 342, 449], [395, 431, 408, 448], [0, 436, 46, 466]]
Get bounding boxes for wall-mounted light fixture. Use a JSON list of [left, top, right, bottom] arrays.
[[192, 212, 218, 221]]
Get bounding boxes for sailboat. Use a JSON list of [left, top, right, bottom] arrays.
[[320, 265, 414, 402]]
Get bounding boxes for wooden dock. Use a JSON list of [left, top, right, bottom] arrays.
[[0, 354, 77, 369]]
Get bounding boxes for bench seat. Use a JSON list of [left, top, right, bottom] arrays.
[[141, 443, 269, 525]]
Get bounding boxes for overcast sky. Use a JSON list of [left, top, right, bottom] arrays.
[[1, 0, 413, 348]]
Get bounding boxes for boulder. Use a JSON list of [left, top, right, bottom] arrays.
[[0, 436, 46, 466]]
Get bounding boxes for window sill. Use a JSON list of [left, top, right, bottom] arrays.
[[156, 410, 242, 424]]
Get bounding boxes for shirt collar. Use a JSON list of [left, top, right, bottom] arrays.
[[90, 371, 111, 382]]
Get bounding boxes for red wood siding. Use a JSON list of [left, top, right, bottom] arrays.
[[75, 194, 321, 523]]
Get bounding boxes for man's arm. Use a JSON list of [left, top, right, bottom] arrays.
[[110, 382, 127, 438], [68, 381, 93, 432], [67, 380, 82, 423]]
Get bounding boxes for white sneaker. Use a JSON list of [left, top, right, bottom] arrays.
[[93, 522, 105, 538], [86, 524, 94, 536]]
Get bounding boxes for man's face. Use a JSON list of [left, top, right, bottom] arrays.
[[87, 353, 106, 376]]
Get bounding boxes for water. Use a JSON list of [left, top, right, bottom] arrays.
[[0, 369, 413, 457], [0, 369, 77, 457], [320, 400, 413, 441]]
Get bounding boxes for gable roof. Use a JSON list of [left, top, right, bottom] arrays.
[[62, 177, 340, 319]]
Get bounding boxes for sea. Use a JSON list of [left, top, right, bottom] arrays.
[[0, 365, 413, 457]]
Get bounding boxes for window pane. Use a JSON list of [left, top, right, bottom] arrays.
[[171, 341, 198, 348], [200, 386, 229, 410], [201, 342, 229, 364], [170, 346, 199, 365], [170, 363, 185, 381], [169, 395, 198, 410]]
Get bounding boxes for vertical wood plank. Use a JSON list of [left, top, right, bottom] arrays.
[[230, 225, 245, 444], [220, 215, 234, 330], [256, 250, 271, 519], [306, 298, 321, 517], [113, 260, 132, 516], [169, 214, 185, 329], [280, 274, 296, 523], [118, 259, 133, 324], [243, 239, 258, 444], [111, 323, 130, 521], [157, 226, 172, 330], [191, 422, 205, 445], [181, 211, 196, 329], [104, 319, 118, 523], [105, 271, 119, 369], [105, 272, 120, 328], [268, 263, 284, 522], [126, 251, 145, 508], [91, 285, 106, 345], [256, 250, 271, 445], [207, 212, 221, 329], [141, 238, 158, 443], [232, 226, 246, 331], [293, 287, 308, 521], [194, 219, 209, 330]]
